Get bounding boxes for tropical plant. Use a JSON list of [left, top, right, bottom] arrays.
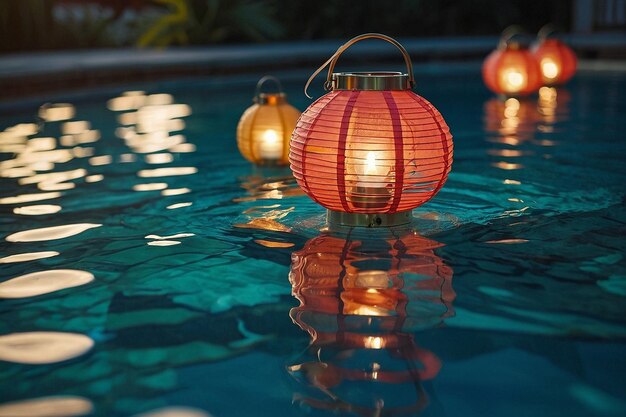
[[137, 0, 284, 47]]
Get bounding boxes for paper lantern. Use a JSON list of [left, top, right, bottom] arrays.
[[287, 231, 454, 414], [289, 33, 453, 227], [237, 76, 301, 165], [482, 30, 542, 96], [531, 28, 577, 85]]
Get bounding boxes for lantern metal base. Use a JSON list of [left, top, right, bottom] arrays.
[[327, 210, 413, 228]]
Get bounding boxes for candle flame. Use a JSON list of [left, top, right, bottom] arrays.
[[262, 129, 278, 144], [365, 151, 378, 175], [541, 58, 559, 80], [503, 69, 525, 92]]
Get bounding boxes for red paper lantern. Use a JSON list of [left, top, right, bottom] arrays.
[[531, 38, 577, 86], [482, 31, 542, 96], [289, 34, 453, 227]]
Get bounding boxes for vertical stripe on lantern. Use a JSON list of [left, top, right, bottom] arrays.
[[410, 95, 450, 196], [336, 91, 360, 212], [383, 91, 404, 213]]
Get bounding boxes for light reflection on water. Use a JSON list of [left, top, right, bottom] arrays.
[[5, 223, 102, 243], [0, 251, 59, 264], [0, 332, 94, 364], [0, 269, 94, 299], [0, 396, 93, 417]]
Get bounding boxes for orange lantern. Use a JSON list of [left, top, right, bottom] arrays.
[[287, 231, 454, 415], [237, 76, 301, 166], [531, 26, 577, 86], [482, 29, 542, 96], [289, 33, 453, 228]]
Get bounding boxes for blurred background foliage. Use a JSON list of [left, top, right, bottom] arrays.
[[0, 0, 572, 53]]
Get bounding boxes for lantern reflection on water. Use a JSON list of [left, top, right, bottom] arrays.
[[287, 231, 454, 416], [483, 97, 537, 143]]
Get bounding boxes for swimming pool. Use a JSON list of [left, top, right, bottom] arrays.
[[0, 65, 625, 417]]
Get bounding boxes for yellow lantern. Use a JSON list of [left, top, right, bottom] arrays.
[[237, 76, 301, 166]]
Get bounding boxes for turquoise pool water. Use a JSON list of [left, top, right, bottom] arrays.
[[0, 66, 625, 417]]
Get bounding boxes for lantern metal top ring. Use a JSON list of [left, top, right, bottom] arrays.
[[306, 33, 416, 98], [254, 75, 287, 105]]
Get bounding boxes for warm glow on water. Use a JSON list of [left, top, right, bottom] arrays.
[[5, 223, 102, 242], [145, 233, 195, 240], [0, 251, 59, 264], [147, 240, 181, 246], [138, 167, 198, 178], [12, 204, 62, 215], [85, 174, 104, 183], [145, 153, 174, 164], [161, 187, 191, 196], [166, 202, 192, 209], [254, 239, 294, 248], [0, 396, 93, 417], [38, 103, 76, 122], [18, 168, 86, 186], [62, 121, 90, 135], [0, 192, 62, 205], [0, 269, 94, 298], [88, 155, 112, 166], [492, 161, 524, 170], [170, 143, 196, 153], [133, 182, 168, 191], [132, 407, 211, 417], [0, 332, 94, 364]]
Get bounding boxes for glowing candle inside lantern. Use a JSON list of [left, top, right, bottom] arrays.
[[352, 150, 391, 209], [540, 58, 559, 81], [502, 68, 526, 93], [357, 151, 385, 187], [259, 129, 282, 160]]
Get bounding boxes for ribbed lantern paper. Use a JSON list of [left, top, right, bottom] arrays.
[[289, 34, 453, 220], [237, 76, 301, 165], [531, 38, 577, 86]]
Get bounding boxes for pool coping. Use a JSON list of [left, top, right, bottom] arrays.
[[1, 34, 625, 102]]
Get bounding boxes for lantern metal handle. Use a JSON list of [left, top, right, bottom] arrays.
[[498, 25, 526, 48], [537, 24, 558, 42], [304, 33, 416, 99], [254, 75, 284, 103]]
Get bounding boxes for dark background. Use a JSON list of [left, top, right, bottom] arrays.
[[0, 0, 575, 53]]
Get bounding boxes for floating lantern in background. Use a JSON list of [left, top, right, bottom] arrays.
[[237, 76, 301, 166], [482, 27, 542, 97], [531, 25, 577, 86], [290, 33, 453, 228]]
